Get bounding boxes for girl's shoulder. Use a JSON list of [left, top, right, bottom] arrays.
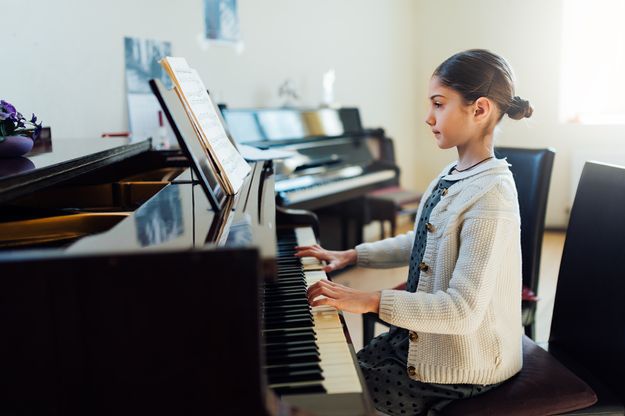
[[448, 166, 519, 214]]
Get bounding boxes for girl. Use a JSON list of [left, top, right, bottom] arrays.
[[296, 49, 532, 415]]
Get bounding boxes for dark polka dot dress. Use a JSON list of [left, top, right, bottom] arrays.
[[357, 175, 501, 415]]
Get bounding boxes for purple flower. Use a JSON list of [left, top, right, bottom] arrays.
[[0, 100, 17, 117], [0, 99, 42, 142], [33, 123, 43, 141]]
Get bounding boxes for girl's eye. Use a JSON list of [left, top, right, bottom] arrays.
[[433, 102, 442, 108]]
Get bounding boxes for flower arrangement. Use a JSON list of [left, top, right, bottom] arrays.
[[0, 100, 42, 144]]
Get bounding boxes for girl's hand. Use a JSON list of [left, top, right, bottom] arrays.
[[307, 279, 381, 314], [294, 245, 357, 273]]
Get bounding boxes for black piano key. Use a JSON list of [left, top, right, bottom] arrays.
[[265, 343, 318, 356], [267, 369, 324, 384], [263, 307, 310, 316], [263, 287, 306, 295], [263, 317, 313, 330], [265, 351, 320, 366], [272, 384, 327, 396], [263, 329, 316, 342], [265, 361, 321, 372], [262, 303, 310, 313], [263, 312, 312, 322]]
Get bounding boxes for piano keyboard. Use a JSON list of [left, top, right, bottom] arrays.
[[263, 227, 363, 397], [277, 169, 396, 205]]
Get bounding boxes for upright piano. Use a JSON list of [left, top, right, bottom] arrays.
[[0, 138, 374, 415], [221, 107, 399, 210]]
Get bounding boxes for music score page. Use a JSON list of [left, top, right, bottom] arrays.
[[161, 57, 250, 195]]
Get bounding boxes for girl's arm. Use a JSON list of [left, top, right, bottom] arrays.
[[355, 231, 416, 268], [294, 231, 417, 271]]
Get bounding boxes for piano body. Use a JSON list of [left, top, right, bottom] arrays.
[[0, 138, 374, 415], [220, 107, 400, 249]]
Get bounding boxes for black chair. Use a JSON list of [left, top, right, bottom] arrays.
[[495, 147, 555, 338], [442, 161, 625, 415], [362, 147, 555, 344]]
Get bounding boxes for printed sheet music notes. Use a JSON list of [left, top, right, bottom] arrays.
[[160, 57, 250, 195]]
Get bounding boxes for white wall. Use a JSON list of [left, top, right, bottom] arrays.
[[5, 1, 621, 227], [411, 0, 625, 227], [3, 0, 421, 193]]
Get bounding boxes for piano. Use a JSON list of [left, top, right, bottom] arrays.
[[220, 108, 399, 248], [0, 137, 375, 415]]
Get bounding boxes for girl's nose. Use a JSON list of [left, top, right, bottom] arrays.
[[425, 113, 435, 126]]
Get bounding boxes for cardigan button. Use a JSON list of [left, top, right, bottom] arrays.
[[418, 262, 429, 272], [442, 188, 449, 196], [409, 331, 419, 342], [425, 222, 435, 232], [407, 366, 417, 377]]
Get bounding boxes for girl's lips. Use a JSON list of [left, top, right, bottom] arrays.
[[432, 130, 440, 135]]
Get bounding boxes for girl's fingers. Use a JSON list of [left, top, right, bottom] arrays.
[[294, 244, 320, 252], [307, 285, 339, 303], [295, 248, 328, 260], [324, 261, 340, 272], [311, 297, 336, 308], [307, 282, 341, 301], [294, 245, 315, 252], [295, 250, 324, 260]]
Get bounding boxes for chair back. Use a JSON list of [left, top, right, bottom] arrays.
[[549, 161, 625, 403], [494, 147, 555, 293]]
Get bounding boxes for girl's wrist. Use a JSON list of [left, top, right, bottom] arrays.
[[346, 249, 357, 265], [368, 291, 381, 314]]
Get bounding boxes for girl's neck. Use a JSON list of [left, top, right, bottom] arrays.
[[455, 135, 495, 172]]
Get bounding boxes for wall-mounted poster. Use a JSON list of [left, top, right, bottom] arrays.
[[124, 36, 175, 146], [204, 0, 240, 42]]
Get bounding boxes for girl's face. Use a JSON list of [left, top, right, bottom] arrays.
[[424, 76, 477, 149]]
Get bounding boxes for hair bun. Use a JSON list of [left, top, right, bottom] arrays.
[[507, 96, 533, 120]]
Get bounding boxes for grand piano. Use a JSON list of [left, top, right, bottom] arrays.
[[0, 141, 374, 412]]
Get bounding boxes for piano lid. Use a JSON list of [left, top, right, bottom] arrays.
[[66, 162, 277, 265], [220, 107, 364, 146], [0, 138, 151, 204]]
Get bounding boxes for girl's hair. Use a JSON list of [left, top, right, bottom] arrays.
[[433, 49, 533, 120]]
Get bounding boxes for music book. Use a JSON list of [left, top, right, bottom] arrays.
[[160, 57, 250, 195], [150, 78, 224, 212]]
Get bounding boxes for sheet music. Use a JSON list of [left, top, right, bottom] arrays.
[[237, 144, 297, 161], [161, 57, 250, 194]]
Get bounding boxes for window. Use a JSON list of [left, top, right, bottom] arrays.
[[560, 0, 625, 124]]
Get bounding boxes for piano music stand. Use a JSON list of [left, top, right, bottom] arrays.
[[150, 79, 225, 212]]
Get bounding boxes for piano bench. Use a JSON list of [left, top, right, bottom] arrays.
[[365, 186, 422, 239], [441, 336, 601, 416]]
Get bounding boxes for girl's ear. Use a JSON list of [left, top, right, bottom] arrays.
[[473, 97, 493, 122]]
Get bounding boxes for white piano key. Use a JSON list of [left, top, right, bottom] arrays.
[[292, 226, 363, 394]]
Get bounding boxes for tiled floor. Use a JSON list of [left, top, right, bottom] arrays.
[[332, 221, 566, 351]]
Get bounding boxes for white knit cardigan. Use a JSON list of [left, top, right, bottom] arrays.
[[355, 158, 523, 385]]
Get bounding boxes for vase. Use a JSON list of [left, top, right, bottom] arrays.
[[0, 156, 35, 177], [0, 135, 34, 158]]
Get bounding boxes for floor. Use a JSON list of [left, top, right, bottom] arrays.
[[332, 219, 566, 351]]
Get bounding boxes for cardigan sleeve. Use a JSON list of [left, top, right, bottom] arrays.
[[378, 211, 519, 335], [355, 231, 415, 268]]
